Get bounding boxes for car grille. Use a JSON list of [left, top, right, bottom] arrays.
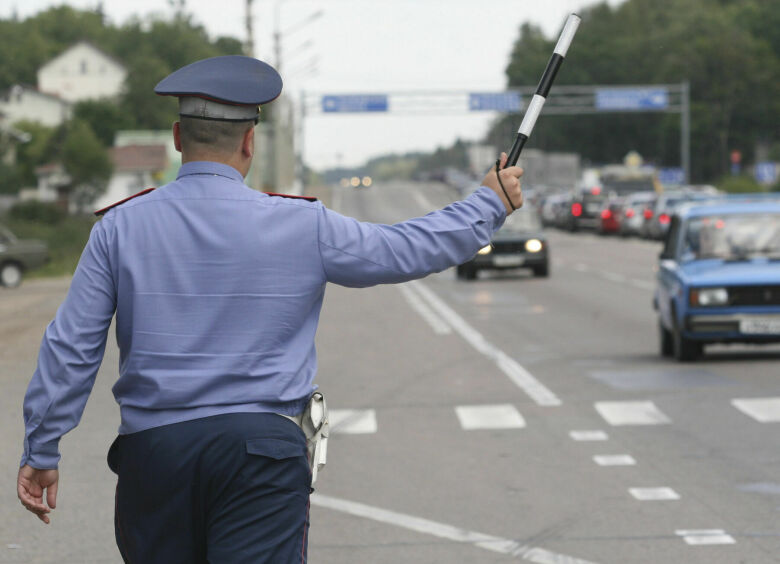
[[728, 285, 780, 306], [492, 241, 528, 253]]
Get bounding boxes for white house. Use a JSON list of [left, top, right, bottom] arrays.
[[91, 144, 168, 211], [0, 84, 72, 127], [37, 41, 127, 103]]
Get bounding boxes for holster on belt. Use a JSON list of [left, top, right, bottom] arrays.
[[300, 392, 329, 484]]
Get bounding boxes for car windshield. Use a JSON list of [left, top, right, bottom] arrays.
[[682, 213, 780, 261], [500, 209, 542, 233]]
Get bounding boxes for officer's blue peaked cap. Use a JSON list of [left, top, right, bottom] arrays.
[[155, 55, 283, 122]]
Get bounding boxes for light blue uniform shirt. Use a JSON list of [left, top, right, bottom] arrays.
[[21, 161, 506, 468]]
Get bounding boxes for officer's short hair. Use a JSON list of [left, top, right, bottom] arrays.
[[179, 117, 254, 155]]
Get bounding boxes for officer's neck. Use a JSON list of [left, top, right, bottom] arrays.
[[181, 151, 252, 178]]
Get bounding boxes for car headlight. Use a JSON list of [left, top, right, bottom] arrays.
[[477, 245, 492, 255], [690, 287, 728, 307], [525, 239, 543, 253]]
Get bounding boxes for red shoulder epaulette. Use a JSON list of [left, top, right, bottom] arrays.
[[264, 192, 318, 202], [94, 188, 156, 217]]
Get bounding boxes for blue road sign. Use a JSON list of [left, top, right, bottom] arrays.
[[755, 162, 778, 184], [595, 88, 669, 111], [468, 92, 522, 112], [322, 94, 388, 113], [658, 167, 685, 185]]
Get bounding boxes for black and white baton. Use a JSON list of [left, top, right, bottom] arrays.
[[505, 13, 581, 167]]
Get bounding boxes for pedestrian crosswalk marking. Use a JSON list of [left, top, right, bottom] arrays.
[[570, 430, 609, 441], [595, 401, 671, 426], [675, 529, 736, 545], [593, 454, 636, 466], [731, 397, 780, 422], [329, 409, 377, 434], [455, 404, 526, 430], [629, 487, 680, 501]]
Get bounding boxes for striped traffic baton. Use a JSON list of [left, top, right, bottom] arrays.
[[505, 13, 581, 166]]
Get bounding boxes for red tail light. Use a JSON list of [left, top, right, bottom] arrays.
[[601, 209, 612, 219], [659, 213, 670, 224], [643, 208, 654, 219], [591, 186, 602, 195], [625, 208, 635, 218], [571, 203, 583, 217]]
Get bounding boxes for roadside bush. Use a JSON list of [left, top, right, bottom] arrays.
[[715, 175, 764, 194], [8, 200, 66, 224]]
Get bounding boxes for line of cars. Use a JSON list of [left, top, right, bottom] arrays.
[[541, 184, 721, 241]]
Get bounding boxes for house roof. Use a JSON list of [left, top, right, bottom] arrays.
[[38, 40, 127, 74], [110, 144, 168, 173]]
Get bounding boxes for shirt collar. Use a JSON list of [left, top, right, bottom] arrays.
[[176, 161, 245, 183]]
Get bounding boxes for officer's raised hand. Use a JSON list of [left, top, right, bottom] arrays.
[[481, 152, 523, 215]]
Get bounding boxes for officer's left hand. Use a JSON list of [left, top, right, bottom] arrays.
[[17, 464, 59, 524]]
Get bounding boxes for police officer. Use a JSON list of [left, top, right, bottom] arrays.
[[17, 55, 523, 563]]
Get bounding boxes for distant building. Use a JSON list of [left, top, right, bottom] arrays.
[[22, 162, 71, 205], [37, 41, 127, 103], [0, 84, 72, 127], [92, 144, 168, 211]]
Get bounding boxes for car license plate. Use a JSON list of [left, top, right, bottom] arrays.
[[493, 255, 524, 267], [740, 318, 780, 334], [587, 203, 601, 213]]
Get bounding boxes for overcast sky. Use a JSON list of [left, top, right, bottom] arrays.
[[3, 0, 624, 170]]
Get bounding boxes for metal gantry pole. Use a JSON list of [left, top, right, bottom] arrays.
[[681, 81, 691, 184]]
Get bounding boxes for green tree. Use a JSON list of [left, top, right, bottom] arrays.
[[73, 99, 136, 146], [60, 120, 113, 211]]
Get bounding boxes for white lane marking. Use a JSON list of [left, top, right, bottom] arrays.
[[629, 487, 680, 501], [593, 455, 636, 466], [629, 279, 655, 291], [570, 430, 609, 441], [675, 529, 736, 545], [601, 272, 626, 283], [329, 409, 377, 434], [410, 281, 562, 407], [311, 493, 600, 563], [731, 397, 780, 422], [398, 283, 452, 335], [456, 404, 526, 430], [412, 190, 436, 212], [595, 401, 671, 426]]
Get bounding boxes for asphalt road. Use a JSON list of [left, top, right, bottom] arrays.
[[1, 179, 778, 563]]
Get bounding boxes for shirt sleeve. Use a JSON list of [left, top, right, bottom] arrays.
[[20, 218, 117, 469], [318, 186, 506, 287]]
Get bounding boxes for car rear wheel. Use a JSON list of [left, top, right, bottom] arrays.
[[0, 262, 23, 288], [659, 320, 673, 357]]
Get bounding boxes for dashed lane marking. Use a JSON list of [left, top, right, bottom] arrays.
[[595, 401, 671, 426], [406, 280, 562, 407], [675, 529, 736, 546], [398, 283, 452, 335], [629, 487, 680, 501], [731, 397, 780, 422], [455, 404, 526, 430], [329, 409, 377, 434], [593, 454, 636, 466], [570, 430, 609, 441], [311, 493, 600, 563]]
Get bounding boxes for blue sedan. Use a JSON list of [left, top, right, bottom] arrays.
[[654, 198, 780, 361]]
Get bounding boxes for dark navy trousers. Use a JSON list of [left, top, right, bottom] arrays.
[[107, 412, 311, 564]]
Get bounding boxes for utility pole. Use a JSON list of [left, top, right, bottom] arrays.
[[244, 0, 255, 57]]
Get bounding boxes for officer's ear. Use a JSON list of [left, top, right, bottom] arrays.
[[241, 125, 254, 159], [172, 122, 182, 153]]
